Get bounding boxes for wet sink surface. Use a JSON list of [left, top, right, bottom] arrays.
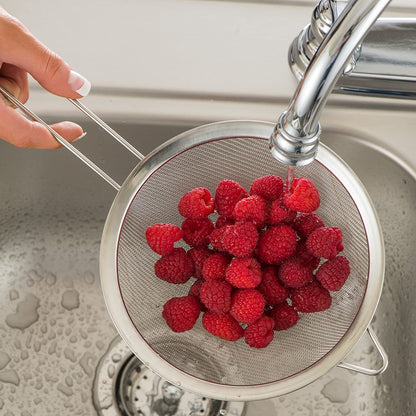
[[0, 120, 415, 415]]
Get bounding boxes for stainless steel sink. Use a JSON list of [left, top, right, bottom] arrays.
[[0, 101, 415, 415]]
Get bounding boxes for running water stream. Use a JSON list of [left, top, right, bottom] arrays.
[[286, 166, 296, 191]]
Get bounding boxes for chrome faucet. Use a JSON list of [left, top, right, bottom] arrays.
[[269, 0, 407, 166]]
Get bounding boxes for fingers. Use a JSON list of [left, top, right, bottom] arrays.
[[0, 63, 29, 103], [0, 7, 88, 149], [0, 7, 91, 98], [0, 98, 83, 149]]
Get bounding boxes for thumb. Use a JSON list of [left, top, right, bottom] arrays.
[[0, 8, 91, 98]]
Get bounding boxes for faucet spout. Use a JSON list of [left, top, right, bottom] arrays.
[[270, 0, 391, 166]]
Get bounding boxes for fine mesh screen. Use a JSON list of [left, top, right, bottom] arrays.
[[117, 137, 368, 386]]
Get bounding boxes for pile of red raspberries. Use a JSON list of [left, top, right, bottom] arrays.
[[145, 175, 350, 349]]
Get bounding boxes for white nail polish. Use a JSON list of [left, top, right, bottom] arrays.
[[73, 132, 87, 142], [68, 70, 91, 97]]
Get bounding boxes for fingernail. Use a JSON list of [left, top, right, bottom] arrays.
[[73, 131, 87, 142], [68, 70, 91, 97]]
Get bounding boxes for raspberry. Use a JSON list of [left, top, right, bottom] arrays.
[[188, 279, 207, 311], [222, 221, 258, 257], [250, 175, 284, 201], [316, 256, 350, 291], [188, 247, 212, 279], [188, 278, 204, 298], [278, 257, 314, 288], [296, 240, 321, 270], [268, 200, 297, 226], [244, 316, 275, 348], [256, 225, 297, 265], [283, 177, 320, 213], [215, 180, 248, 219], [200, 280, 232, 313], [257, 266, 289, 305], [202, 252, 230, 280], [215, 216, 234, 228], [306, 226, 344, 259], [146, 223, 184, 255], [209, 226, 228, 251], [225, 257, 262, 288], [202, 311, 244, 341], [162, 295, 201, 332], [269, 301, 299, 331], [178, 187, 215, 219], [230, 289, 265, 324], [293, 212, 325, 239], [233, 195, 268, 228], [154, 248, 194, 284], [291, 280, 332, 313], [181, 217, 214, 248]]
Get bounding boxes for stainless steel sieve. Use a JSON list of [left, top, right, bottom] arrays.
[[0, 88, 387, 401]]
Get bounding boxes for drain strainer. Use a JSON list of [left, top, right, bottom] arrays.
[[93, 336, 246, 416]]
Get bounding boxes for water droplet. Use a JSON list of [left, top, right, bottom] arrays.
[[61, 289, 80, 311], [45, 272, 57, 286], [107, 364, 115, 378], [321, 378, 349, 403], [111, 353, 122, 363], [0, 369, 20, 386], [9, 289, 19, 301], [57, 382, 74, 397], [0, 352, 11, 370], [363, 345, 374, 354], [63, 348, 77, 363], [96, 340, 106, 350], [100, 394, 113, 410], [338, 405, 351, 415], [79, 351, 95, 376], [83, 271, 95, 285], [33, 341, 41, 353], [5, 294, 40, 330]]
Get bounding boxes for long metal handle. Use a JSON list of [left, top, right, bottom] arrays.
[[67, 98, 145, 160], [0, 86, 144, 191], [338, 326, 388, 376]]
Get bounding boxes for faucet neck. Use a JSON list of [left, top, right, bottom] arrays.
[[271, 0, 391, 166]]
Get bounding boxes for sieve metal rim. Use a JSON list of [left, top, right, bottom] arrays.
[[99, 120, 384, 401]]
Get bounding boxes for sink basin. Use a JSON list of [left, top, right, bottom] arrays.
[[0, 103, 415, 415]]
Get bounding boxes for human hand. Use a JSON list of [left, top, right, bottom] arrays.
[[0, 6, 91, 149]]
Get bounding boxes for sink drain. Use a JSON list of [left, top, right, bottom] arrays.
[[93, 336, 246, 416]]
